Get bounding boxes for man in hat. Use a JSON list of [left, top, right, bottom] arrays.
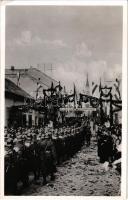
[[97, 127, 113, 164]]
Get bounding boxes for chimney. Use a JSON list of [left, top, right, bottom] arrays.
[[11, 66, 15, 70]]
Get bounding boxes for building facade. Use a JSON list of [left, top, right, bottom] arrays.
[[5, 78, 44, 127]]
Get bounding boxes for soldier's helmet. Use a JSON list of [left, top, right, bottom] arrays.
[[41, 134, 45, 140], [37, 135, 41, 141], [16, 131, 21, 139], [26, 134, 31, 140], [17, 134, 23, 141], [44, 133, 49, 139], [22, 133, 27, 141], [24, 136, 31, 147], [13, 145, 20, 153]]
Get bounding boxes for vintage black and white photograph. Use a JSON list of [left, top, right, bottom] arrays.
[[4, 4, 123, 196]]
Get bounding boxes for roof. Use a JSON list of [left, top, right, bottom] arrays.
[[5, 78, 33, 99], [5, 67, 58, 88], [5, 67, 58, 99]]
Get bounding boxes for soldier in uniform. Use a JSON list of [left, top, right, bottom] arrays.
[[52, 129, 61, 164], [44, 131, 57, 181]]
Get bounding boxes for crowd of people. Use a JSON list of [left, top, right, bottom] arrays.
[[97, 123, 121, 172], [4, 119, 121, 195], [4, 120, 90, 195]]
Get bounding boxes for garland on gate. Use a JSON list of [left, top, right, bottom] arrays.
[[90, 97, 100, 108]]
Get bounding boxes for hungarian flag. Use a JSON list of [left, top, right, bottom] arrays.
[[99, 78, 102, 92], [92, 82, 98, 95]]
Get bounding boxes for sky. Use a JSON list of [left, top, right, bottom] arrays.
[[5, 6, 123, 92]]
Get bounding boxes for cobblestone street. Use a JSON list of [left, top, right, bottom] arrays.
[[22, 137, 121, 196]]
